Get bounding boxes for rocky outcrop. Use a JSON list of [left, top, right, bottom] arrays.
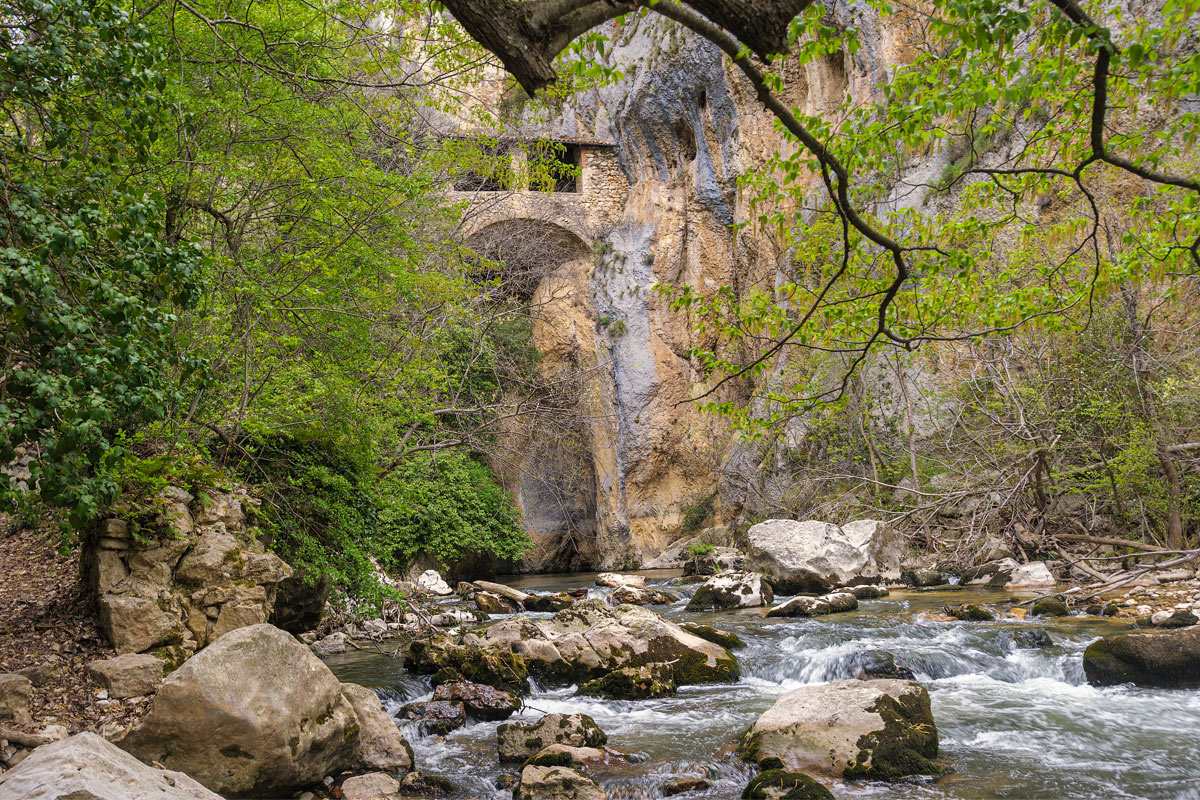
[[417, 570, 453, 596], [118, 624, 411, 796], [1004, 561, 1056, 588], [86, 654, 163, 699], [745, 520, 903, 594], [0, 732, 222, 800], [766, 591, 858, 619], [497, 714, 607, 762], [515, 765, 607, 800], [1083, 626, 1200, 688], [685, 572, 773, 610], [739, 679, 940, 781], [84, 487, 291, 661], [606, 585, 677, 606], [341, 772, 401, 800], [682, 546, 744, 577], [406, 599, 738, 690]]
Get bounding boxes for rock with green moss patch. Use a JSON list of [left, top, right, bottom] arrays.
[[739, 679, 940, 781], [945, 604, 994, 621], [663, 775, 713, 796], [523, 744, 619, 769], [681, 623, 746, 649], [1083, 625, 1200, 688], [1030, 598, 1069, 617], [497, 713, 607, 762], [741, 770, 833, 799], [577, 664, 676, 700]]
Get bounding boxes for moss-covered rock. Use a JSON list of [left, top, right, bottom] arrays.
[[945, 604, 994, 621], [1083, 626, 1200, 688], [739, 679, 940, 782], [742, 770, 833, 799], [1031, 598, 1069, 617], [577, 664, 676, 700], [681, 622, 746, 650]]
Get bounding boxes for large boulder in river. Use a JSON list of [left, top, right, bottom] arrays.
[[1083, 626, 1200, 688], [746, 520, 902, 594], [497, 713, 607, 762], [515, 765, 607, 800], [739, 679, 940, 781], [685, 572, 773, 610], [407, 599, 738, 690], [0, 732, 222, 800], [118, 624, 411, 796], [766, 591, 858, 619]]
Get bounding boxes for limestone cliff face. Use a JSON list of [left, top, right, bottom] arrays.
[[489, 9, 929, 570]]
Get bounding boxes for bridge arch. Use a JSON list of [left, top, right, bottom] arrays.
[[466, 217, 592, 302]]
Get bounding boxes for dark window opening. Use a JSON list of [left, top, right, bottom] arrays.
[[698, 89, 707, 110], [453, 141, 511, 192], [529, 141, 581, 193]]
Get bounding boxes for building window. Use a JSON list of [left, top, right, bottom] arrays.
[[453, 140, 511, 192], [528, 141, 581, 193]]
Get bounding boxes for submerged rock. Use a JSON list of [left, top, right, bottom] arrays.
[[739, 679, 940, 781], [746, 519, 902, 594], [0, 732, 222, 800], [741, 769, 834, 799], [685, 572, 773, 611], [853, 650, 915, 680], [1010, 628, 1053, 649], [766, 592, 858, 619], [497, 713, 607, 762], [515, 765, 606, 800], [407, 600, 738, 690], [1083, 626, 1200, 688], [662, 776, 713, 796], [117, 624, 411, 796]]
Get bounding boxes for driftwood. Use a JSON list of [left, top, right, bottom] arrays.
[[1054, 533, 1166, 553], [0, 724, 54, 748]]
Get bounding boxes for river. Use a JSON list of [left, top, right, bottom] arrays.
[[323, 571, 1200, 799]]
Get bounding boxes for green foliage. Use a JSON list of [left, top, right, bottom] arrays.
[[684, 542, 715, 559], [378, 452, 532, 567], [680, 493, 716, 534], [0, 0, 205, 526]]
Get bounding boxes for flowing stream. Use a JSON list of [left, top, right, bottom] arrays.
[[324, 572, 1200, 799]]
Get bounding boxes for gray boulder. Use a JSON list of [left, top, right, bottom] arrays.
[[685, 572, 773, 611], [0, 732, 221, 799], [746, 520, 902, 594], [497, 713, 607, 762], [515, 765, 607, 800], [86, 654, 164, 699], [118, 624, 410, 796], [740, 679, 940, 781]]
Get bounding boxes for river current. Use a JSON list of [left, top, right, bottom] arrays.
[[324, 571, 1200, 800]]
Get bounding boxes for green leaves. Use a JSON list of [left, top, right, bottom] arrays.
[[0, 0, 205, 525]]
